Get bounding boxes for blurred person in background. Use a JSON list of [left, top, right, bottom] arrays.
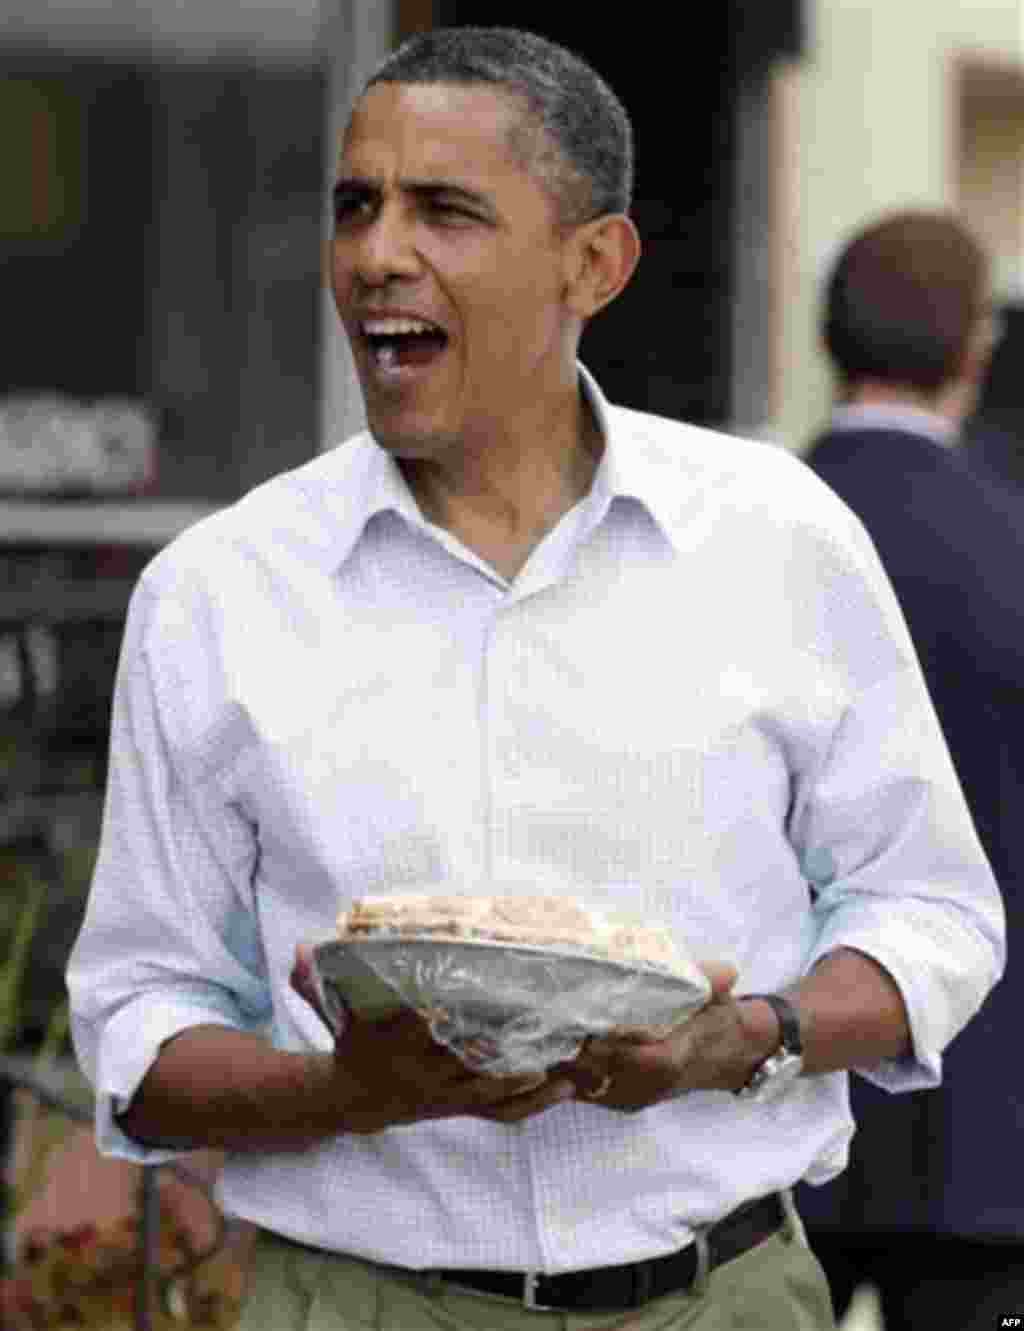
[[798, 210, 1024, 1331], [964, 301, 1024, 499], [66, 34, 1004, 1331]]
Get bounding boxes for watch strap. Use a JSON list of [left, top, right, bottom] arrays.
[[747, 993, 803, 1055]]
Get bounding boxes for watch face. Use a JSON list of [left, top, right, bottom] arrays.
[[736, 1051, 804, 1103]]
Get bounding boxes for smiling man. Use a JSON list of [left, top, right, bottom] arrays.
[[68, 27, 1003, 1331], [331, 69, 637, 579]]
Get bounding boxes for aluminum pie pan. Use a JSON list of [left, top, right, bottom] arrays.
[[313, 935, 710, 1071]]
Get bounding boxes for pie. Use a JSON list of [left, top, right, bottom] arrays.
[[338, 892, 687, 972]]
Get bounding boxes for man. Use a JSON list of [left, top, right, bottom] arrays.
[[964, 303, 1024, 498], [68, 32, 1003, 1331], [797, 210, 1024, 1331]]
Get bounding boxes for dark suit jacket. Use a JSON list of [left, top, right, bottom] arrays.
[[796, 425, 1024, 1240], [964, 417, 1024, 499]]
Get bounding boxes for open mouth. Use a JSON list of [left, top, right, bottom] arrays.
[[360, 316, 449, 372]]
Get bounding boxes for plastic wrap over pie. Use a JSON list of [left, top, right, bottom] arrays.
[[313, 892, 711, 1075]]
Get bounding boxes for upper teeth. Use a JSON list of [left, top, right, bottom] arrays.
[[362, 318, 437, 336]]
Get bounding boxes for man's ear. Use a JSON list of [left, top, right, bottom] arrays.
[[963, 310, 1002, 387], [564, 214, 641, 320], [940, 315, 999, 424]]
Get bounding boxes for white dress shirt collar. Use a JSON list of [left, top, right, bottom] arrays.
[[314, 364, 686, 577]]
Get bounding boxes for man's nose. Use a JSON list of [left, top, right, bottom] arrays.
[[348, 207, 421, 286]]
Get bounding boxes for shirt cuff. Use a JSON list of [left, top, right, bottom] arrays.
[[804, 933, 946, 1094], [94, 990, 242, 1163]]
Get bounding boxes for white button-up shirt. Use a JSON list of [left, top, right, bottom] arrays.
[[68, 369, 1004, 1274]]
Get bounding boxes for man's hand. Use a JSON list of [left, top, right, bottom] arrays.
[[290, 944, 576, 1133], [558, 961, 776, 1111]]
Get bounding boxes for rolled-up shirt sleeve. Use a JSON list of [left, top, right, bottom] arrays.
[[789, 510, 1006, 1092], [67, 574, 272, 1163]]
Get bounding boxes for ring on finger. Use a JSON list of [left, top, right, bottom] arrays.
[[582, 1073, 613, 1100]]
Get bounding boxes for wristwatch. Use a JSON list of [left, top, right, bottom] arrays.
[[734, 993, 804, 1103]]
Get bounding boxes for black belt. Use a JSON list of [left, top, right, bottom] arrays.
[[436, 1191, 786, 1312]]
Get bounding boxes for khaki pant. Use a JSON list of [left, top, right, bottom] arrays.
[[237, 1212, 836, 1331]]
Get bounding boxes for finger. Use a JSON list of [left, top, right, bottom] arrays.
[[569, 1066, 613, 1098], [290, 943, 317, 1001], [578, 1031, 622, 1062], [290, 944, 339, 1034], [552, 1049, 616, 1099], [472, 1070, 549, 1100], [359, 1015, 511, 1089], [700, 960, 739, 1001], [473, 1076, 576, 1124], [355, 1006, 444, 1054], [426, 1068, 551, 1116], [603, 1024, 668, 1045]]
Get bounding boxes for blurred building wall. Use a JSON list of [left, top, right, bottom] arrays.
[[319, 1, 397, 451], [773, 0, 1024, 452], [0, 0, 319, 65], [1, 0, 327, 502]]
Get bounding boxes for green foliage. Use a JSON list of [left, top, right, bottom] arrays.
[[1, 864, 76, 1259], [0, 871, 48, 1053]]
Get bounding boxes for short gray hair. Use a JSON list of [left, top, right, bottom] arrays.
[[364, 26, 634, 227]]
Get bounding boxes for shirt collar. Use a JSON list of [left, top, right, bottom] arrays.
[[314, 430, 428, 572], [830, 402, 958, 450], [317, 363, 679, 573], [571, 364, 687, 554]]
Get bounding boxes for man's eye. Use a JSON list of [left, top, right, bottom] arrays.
[[428, 200, 477, 223], [333, 193, 374, 224]]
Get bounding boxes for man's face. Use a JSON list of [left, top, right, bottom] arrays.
[[331, 81, 576, 459]]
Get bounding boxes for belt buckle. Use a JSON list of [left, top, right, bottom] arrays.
[[523, 1271, 555, 1311]]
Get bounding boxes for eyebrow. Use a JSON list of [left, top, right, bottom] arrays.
[[333, 176, 498, 220]]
